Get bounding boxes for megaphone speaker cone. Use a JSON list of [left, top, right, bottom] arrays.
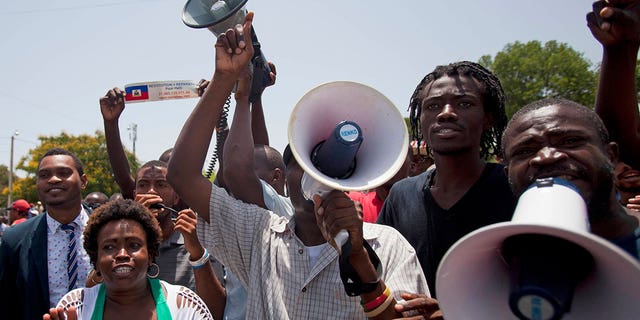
[[287, 81, 409, 194], [182, 0, 248, 32], [436, 179, 640, 319]]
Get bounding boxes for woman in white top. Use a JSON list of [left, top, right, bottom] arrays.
[[43, 199, 213, 320]]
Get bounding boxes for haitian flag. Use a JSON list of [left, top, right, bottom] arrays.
[[125, 85, 149, 102]]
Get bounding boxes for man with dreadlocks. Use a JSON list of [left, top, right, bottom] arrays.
[[377, 61, 516, 297]]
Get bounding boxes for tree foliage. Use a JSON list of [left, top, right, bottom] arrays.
[[0, 164, 19, 208], [480, 40, 597, 119], [11, 131, 138, 203]]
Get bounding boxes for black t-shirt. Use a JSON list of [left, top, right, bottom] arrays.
[[377, 163, 516, 297]]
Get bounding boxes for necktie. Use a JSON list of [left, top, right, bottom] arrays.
[[60, 223, 79, 292]]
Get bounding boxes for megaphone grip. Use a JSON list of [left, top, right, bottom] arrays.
[[335, 229, 349, 249]]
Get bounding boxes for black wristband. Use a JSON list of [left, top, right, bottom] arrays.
[[339, 239, 382, 296]]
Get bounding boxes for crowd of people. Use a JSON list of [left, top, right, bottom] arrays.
[[1, 1, 640, 319]]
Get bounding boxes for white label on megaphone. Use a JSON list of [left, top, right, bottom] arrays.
[[339, 124, 360, 142], [124, 80, 200, 104]]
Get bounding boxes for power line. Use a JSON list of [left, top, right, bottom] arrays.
[[0, 0, 163, 15], [0, 88, 82, 123]]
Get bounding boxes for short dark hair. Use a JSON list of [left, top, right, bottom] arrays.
[[255, 144, 286, 172], [135, 160, 169, 184], [139, 160, 168, 172], [83, 199, 162, 267], [40, 148, 85, 176], [408, 61, 507, 159], [502, 98, 610, 157]]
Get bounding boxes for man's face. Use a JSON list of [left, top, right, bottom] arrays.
[[419, 75, 491, 157], [36, 154, 86, 209], [135, 166, 178, 208], [8, 208, 20, 223], [285, 160, 314, 213], [614, 161, 640, 194], [503, 104, 616, 218]]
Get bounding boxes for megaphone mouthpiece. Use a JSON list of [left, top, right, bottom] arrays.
[[311, 120, 362, 179]]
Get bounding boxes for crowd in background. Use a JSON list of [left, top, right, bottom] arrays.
[[1, 1, 640, 319]]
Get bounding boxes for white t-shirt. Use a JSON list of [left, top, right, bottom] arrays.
[[260, 179, 294, 219]]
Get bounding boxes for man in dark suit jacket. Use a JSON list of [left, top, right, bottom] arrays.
[[0, 148, 92, 319]]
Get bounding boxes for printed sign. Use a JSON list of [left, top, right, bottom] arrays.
[[123, 80, 201, 103]]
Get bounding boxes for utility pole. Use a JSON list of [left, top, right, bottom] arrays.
[[8, 130, 18, 207], [128, 123, 138, 158]]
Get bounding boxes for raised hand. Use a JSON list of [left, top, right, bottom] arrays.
[[214, 11, 255, 80], [196, 79, 210, 97], [587, 0, 640, 46], [99, 87, 126, 122]]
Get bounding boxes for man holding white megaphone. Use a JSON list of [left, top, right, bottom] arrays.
[[168, 11, 440, 319]]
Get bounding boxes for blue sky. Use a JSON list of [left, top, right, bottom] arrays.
[[1, 0, 602, 179]]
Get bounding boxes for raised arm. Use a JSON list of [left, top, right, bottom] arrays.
[[100, 87, 136, 199], [221, 59, 277, 207], [589, 0, 640, 167], [251, 61, 276, 146], [221, 66, 268, 207], [167, 12, 255, 222]]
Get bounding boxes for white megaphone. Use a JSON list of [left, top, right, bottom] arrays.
[[288, 81, 409, 248], [182, 0, 270, 102], [436, 178, 640, 320]]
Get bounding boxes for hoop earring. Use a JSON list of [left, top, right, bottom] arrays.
[[147, 263, 160, 278], [91, 270, 104, 284]]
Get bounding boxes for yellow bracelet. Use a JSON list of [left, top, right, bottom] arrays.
[[364, 289, 394, 318]]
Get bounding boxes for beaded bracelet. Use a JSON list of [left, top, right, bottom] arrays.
[[189, 248, 210, 269], [364, 289, 394, 318], [362, 286, 391, 311]]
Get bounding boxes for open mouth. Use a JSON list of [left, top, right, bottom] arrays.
[[113, 265, 134, 275]]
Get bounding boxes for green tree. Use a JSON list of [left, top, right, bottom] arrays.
[[480, 40, 597, 119], [11, 131, 138, 203], [0, 164, 18, 208]]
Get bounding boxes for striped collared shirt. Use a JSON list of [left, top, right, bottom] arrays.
[[197, 185, 429, 319]]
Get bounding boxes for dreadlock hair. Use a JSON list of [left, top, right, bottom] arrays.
[[408, 61, 507, 160]]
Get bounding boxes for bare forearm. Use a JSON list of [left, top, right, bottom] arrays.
[[103, 119, 135, 199], [194, 262, 226, 320], [595, 44, 640, 165], [350, 250, 400, 319], [223, 98, 266, 207], [251, 98, 269, 146], [168, 74, 237, 216]]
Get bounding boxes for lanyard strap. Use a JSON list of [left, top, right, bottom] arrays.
[[150, 278, 172, 320], [90, 279, 172, 320]]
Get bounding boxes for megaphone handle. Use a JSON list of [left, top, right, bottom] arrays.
[[335, 229, 349, 253]]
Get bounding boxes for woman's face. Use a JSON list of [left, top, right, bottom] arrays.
[[96, 219, 150, 291]]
